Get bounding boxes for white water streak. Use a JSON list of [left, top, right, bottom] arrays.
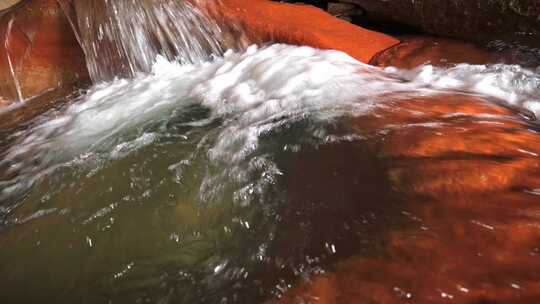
[[1, 44, 539, 204]]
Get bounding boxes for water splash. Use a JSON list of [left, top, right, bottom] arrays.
[[72, 0, 229, 82], [396, 63, 540, 116], [0, 43, 540, 303], [1, 44, 539, 211]]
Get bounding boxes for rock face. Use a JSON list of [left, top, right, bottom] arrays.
[[0, 0, 89, 104], [0, 0, 22, 11], [203, 0, 399, 63], [334, 0, 540, 46]]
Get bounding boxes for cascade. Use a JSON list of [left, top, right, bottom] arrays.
[[72, 0, 230, 82]]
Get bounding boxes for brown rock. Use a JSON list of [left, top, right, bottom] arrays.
[[0, 0, 89, 104], [327, 2, 361, 22], [0, 0, 22, 11], [340, 0, 540, 47], [203, 0, 399, 63], [371, 37, 502, 69]]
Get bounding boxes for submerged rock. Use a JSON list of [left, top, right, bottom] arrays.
[[274, 93, 540, 304]]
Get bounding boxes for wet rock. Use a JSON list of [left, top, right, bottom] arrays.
[[274, 94, 540, 304], [204, 0, 399, 63], [339, 0, 540, 47], [280, 1, 540, 47], [0, 0, 89, 104], [327, 2, 361, 22], [0, 0, 22, 11], [370, 37, 503, 69]]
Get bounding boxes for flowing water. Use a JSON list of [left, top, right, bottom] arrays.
[[1, 1, 540, 304], [71, 0, 239, 82]]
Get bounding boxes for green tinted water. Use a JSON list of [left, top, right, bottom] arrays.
[[0, 101, 401, 303]]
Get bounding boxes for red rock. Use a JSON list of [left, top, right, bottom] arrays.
[[203, 0, 399, 63], [371, 37, 502, 68], [277, 94, 540, 304], [0, 0, 88, 104], [0, 0, 22, 11]]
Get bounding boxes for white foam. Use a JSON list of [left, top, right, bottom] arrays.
[[395, 63, 540, 116], [1, 44, 539, 203]]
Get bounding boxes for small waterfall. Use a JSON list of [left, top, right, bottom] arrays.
[[72, 0, 229, 83]]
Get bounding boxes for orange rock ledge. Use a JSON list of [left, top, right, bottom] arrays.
[[204, 0, 399, 63]]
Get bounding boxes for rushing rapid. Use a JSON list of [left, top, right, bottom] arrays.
[[70, 0, 235, 82], [1, 44, 539, 207], [1, 42, 540, 304]]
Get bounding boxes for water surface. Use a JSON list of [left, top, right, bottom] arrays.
[[1, 44, 539, 303]]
